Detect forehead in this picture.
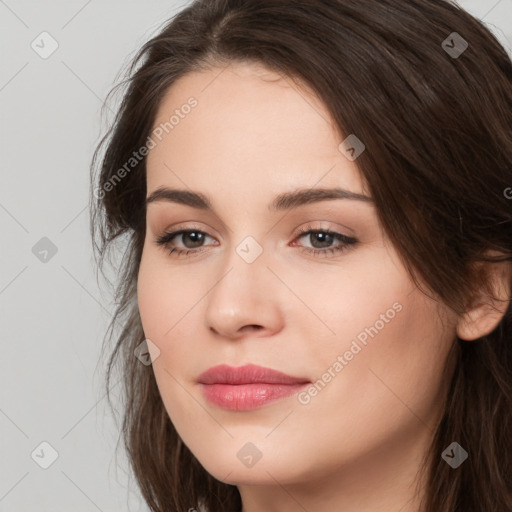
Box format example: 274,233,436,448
146,61,367,200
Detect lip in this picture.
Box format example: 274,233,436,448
197,364,310,411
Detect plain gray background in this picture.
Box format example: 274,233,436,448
0,1,511,510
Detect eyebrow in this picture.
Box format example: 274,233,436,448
145,186,373,212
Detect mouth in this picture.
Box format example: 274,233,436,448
197,363,311,411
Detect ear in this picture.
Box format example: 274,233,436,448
456,256,512,341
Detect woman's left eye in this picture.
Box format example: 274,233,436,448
154,224,358,258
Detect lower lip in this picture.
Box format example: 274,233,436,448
199,382,309,411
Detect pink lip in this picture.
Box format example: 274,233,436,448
197,364,310,411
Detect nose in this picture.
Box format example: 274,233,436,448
204,242,285,340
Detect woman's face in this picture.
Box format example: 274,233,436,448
138,61,458,503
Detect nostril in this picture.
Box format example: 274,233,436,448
242,325,262,332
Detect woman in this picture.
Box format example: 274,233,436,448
90,0,512,510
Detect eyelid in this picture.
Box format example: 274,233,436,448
157,220,353,239
156,221,218,238
292,221,353,238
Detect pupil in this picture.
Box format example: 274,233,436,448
311,232,333,248
185,232,204,248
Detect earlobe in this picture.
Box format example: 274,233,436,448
456,259,512,341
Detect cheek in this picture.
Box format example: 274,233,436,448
137,257,167,339
286,245,410,366
136,252,202,416
136,249,209,388
295,248,454,424
326,286,453,427
137,249,199,340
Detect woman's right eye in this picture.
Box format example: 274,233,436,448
155,229,216,257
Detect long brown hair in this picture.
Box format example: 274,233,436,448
90,1,512,510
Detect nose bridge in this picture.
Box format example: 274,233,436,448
204,230,283,337
213,232,270,299
218,211,271,270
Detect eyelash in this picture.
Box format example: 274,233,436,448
154,223,358,259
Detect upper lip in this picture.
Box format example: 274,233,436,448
197,363,310,385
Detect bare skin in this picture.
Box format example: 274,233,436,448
136,61,511,512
